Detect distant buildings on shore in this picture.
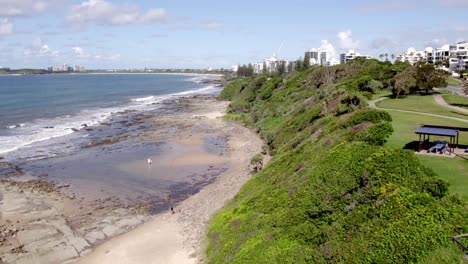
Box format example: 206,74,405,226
397,41,468,71
48,64,86,73
234,47,372,74
340,50,372,64
251,54,296,74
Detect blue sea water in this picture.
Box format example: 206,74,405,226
0,73,220,159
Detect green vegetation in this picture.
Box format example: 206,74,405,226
377,95,468,119
390,62,449,97
442,94,468,110
208,59,468,263
383,110,468,201
0,68,48,75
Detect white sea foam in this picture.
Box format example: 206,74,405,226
0,84,221,157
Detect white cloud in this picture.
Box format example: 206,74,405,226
370,37,399,49
205,22,224,30
425,38,449,47
0,18,14,35
0,0,57,16
24,37,59,57
72,46,90,58
337,30,360,50
434,0,468,8
319,40,337,61
66,0,167,28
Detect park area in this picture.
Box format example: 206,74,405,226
375,95,468,201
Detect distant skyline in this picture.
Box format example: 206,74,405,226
0,0,467,69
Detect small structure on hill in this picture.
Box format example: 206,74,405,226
415,125,467,153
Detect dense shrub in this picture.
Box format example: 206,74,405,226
344,109,392,128
209,61,467,263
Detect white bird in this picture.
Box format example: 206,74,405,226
147,158,153,164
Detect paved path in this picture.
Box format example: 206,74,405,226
445,85,464,96
369,97,468,124
432,94,468,115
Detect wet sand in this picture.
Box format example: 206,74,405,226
0,96,266,263
79,97,265,264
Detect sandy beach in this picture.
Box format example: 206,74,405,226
0,96,265,263
78,97,265,264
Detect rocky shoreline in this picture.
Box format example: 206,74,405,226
0,95,266,263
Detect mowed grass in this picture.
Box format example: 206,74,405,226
442,94,468,110
377,95,468,119
417,155,468,201
385,110,468,201
447,78,463,85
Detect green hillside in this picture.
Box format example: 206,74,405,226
207,59,468,263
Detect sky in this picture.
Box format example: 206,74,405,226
0,0,467,69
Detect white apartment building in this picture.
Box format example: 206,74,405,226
340,50,372,64
401,41,468,71
62,64,69,72
449,41,468,71
397,48,426,65
309,48,328,66
252,54,295,74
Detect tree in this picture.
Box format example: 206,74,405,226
384,53,389,61
463,81,468,96
303,52,310,69
415,64,449,94
262,62,268,75
295,58,303,71
379,54,384,61
391,54,395,61
277,62,286,76
393,66,417,98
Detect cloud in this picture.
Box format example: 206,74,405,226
205,22,224,30
23,37,59,57
337,30,360,50
0,18,14,35
354,2,406,13
66,0,167,28
434,0,468,8
370,37,399,49
72,46,89,58
425,38,449,47
0,0,58,16
318,40,337,61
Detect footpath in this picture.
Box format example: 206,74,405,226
369,97,468,124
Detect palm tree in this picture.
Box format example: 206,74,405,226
384,53,389,61
379,54,384,61
391,54,395,61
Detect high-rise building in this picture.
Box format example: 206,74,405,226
309,48,329,66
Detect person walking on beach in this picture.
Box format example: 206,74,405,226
171,205,175,214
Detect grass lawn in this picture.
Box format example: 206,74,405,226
377,95,468,120
447,78,463,85
442,94,468,110
385,110,468,201
417,155,468,201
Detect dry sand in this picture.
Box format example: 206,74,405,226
78,97,265,263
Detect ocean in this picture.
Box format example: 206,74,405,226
0,73,220,162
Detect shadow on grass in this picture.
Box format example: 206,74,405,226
403,141,420,151
450,103,468,108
